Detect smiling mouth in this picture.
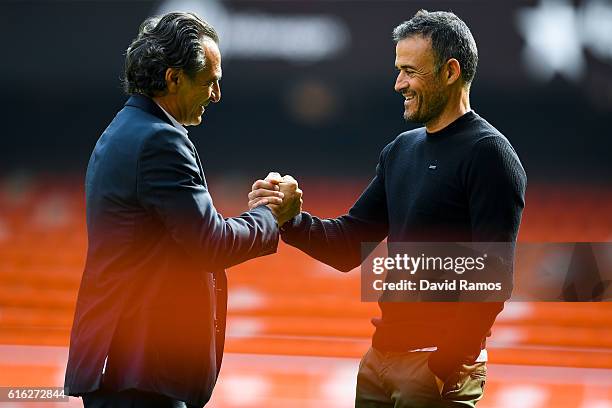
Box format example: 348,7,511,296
404,95,415,109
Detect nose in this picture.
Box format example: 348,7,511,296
394,70,408,94
210,81,221,103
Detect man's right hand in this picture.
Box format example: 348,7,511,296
248,172,302,227
274,174,303,226
249,172,284,209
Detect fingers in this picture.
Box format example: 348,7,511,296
291,187,303,200
253,173,297,191
252,179,280,192
248,181,284,210
278,175,299,194
280,175,298,189
281,174,297,184
252,172,283,191
265,172,282,183
248,198,268,210
248,189,284,201
249,173,302,218
248,196,283,209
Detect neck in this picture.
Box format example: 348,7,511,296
425,87,471,133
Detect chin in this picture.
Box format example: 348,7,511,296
403,111,417,122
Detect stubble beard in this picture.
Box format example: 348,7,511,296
403,83,448,125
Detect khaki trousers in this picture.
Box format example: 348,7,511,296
355,348,486,408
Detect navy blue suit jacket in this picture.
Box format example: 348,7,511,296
64,95,279,407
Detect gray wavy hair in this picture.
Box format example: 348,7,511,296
122,12,219,96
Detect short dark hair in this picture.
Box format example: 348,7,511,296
123,12,219,96
393,10,478,85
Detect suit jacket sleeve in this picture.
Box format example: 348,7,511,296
280,144,391,272
137,127,279,270
429,136,527,381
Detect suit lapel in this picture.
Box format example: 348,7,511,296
193,149,208,189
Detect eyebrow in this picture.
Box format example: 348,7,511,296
205,74,222,84
396,64,417,70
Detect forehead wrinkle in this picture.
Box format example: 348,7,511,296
396,56,433,75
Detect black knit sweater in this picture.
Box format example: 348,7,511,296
281,110,527,380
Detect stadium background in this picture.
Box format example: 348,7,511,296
0,0,611,407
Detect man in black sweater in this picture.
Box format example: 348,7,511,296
251,10,526,408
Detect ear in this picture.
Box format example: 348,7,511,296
443,58,462,85
164,68,182,93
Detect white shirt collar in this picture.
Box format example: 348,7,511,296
154,101,188,136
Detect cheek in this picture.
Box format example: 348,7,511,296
190,95,202,111
410,80,426,97
418,85,436,103
198,90,210,105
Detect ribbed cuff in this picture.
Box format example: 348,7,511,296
279,212,302,234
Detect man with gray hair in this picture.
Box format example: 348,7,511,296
251,9,526,407
64,11,301,408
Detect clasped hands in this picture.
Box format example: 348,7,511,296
248,172,302,226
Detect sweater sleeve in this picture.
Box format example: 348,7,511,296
280,144,392,272
467,136,527,242
429,136,527,381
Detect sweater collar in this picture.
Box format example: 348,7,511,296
425,110,476,138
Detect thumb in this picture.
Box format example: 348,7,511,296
266,171,282,184
281,174,297,185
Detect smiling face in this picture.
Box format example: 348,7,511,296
172,39,222,126
394,35,448,125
